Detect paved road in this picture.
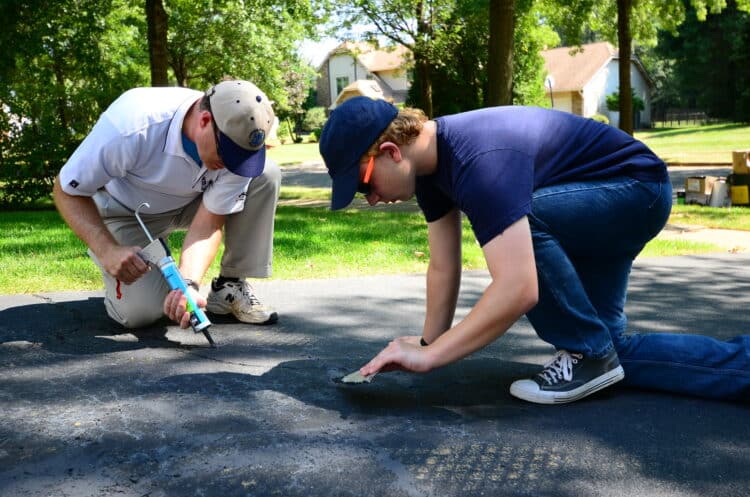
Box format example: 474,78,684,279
278,162,734,203
1,253,749,497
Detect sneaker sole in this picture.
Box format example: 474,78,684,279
206,310,279,325
509,365,625,405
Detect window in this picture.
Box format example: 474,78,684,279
336,77,349,95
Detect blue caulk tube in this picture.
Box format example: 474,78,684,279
155,240,215,347
135,202,216,347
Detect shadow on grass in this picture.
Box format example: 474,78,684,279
639,122,749,140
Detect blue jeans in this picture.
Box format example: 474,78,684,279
526,177,750,401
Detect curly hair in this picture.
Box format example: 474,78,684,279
363,107,428,160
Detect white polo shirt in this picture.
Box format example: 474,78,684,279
59,87,252,215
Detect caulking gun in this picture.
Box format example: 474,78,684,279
135,202,216,347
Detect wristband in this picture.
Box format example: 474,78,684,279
183,279,200,292
420,337,429,347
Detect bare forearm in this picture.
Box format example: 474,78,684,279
178,204,225,283
425,279,535,368
424,217,539,370
179,229,222,282
422,260,461,343
53,176,148,283
422,208,462,344
52,176,118,256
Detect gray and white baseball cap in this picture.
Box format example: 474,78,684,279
207,80,275,178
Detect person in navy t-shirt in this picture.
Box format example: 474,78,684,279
319,96,750,404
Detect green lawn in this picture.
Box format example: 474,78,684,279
635,123,750,164
0,207,483,293
0,203,741,294
3,122,749,294
265,122,750,167
266,142,322,165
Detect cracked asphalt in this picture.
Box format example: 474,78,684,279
2,252,750,497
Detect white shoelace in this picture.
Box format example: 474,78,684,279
238,281,262,306
537,350,583,385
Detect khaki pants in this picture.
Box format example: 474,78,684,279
90,161,281,328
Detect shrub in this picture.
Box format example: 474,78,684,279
606,89,645,112
590,114,610,124
277,120,294,144
302,107,327,134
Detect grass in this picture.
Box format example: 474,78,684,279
278,186,331,202
635,123,750,164
0,206,483,293
0,202,743,294
668,204,750,230
5,117,750,294
268,123,750,166
266,142,322,165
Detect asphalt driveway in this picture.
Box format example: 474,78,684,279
1,252,749,497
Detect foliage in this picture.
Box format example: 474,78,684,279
0,0,148,207
511,0,560,107
302,107,327,134
338,0,463,116
165,0,321,96
406,0,558,115
0,0,326,206
274,60,317,144
606,88,645,112
590,114,610,124
655,1,750,122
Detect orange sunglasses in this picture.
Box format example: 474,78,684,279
356,156,375,195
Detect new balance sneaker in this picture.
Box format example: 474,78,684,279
509,348,624,404
206,278,278,325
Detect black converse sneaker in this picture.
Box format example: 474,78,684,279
509,348,624,404
206,278,278,325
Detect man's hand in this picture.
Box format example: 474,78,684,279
163,287,207,329
359,336,433,377
99,245,149,284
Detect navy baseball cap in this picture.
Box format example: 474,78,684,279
319,97,398,210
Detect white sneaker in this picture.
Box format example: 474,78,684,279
206,278,278,325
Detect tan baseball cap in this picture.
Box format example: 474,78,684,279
207,80,275,177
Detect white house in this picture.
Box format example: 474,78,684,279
541,42,654,127
315,41,412,111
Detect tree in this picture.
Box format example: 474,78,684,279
617,0,633,134
571,0,750,133
274,60,316,143
165,0,322,108
655,0,750,122
0,0,147,206
487,0,516,106
340,0,465,117
0,0,325,206
146,0,169,86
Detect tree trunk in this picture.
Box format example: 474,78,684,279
487,0,516,106
416,56,433,118
617,0,633,135
146,0,169,87
413,1,434,118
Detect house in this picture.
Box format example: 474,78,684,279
541,42,653,127
315,41,412,111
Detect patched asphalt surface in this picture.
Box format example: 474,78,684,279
2,252,750,497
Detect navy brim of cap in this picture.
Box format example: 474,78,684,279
330,164,361,210
218,131,266,178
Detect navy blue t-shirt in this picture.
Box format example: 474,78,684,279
415,106,668,246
